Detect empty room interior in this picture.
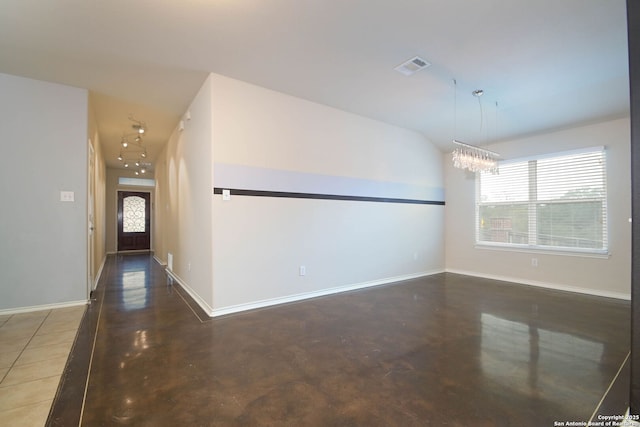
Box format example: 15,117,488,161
0,1,638,426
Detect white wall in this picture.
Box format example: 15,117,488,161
154,75,215,312
209,73,444,315
445,117,631,299
0,73,88,311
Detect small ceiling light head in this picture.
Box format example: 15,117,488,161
135,171,139,175
132,123,145,134
140,168,146,174
472,89,484,97
121,139,128,148
141,151,147,158
135,161,140,167
124,162,129,168
117,153,123,161
128,115,146,134
135,135,142,142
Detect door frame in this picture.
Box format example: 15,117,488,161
116,190,152,252
87,139,95,299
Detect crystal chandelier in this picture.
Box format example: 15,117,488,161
451,80,500,174
452,140,499,174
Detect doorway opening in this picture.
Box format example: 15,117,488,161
117,191,151,251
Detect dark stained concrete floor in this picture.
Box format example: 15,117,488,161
48,253,631,426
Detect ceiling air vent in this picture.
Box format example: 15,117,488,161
394,56,431,76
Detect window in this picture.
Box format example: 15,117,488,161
477,147,607,254
118,177,156,187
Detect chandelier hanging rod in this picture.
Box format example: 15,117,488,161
452,139,500,158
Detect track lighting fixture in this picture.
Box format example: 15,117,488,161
117,115,151,175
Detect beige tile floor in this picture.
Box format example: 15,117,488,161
0,305,85,427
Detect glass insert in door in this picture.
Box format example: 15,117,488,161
123,196,146,233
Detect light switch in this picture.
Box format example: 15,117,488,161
60,191,75,202
222,189,231,201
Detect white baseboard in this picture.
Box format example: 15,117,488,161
210,269,445,318
0,300,88,316
164,268,215,316
93,256,107,291
153,254,166,266
446,268,631,300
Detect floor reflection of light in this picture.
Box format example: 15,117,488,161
121,270,148,310
480,313,604,411
134,330,150,350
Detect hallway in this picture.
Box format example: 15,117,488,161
49,254,630,426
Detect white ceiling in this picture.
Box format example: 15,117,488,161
0,0,629,172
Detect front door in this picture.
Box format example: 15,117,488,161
117,191,151,251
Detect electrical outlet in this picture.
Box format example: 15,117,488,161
60,191,75,202
531,258,538,267
299,265,306,276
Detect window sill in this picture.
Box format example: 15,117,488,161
474,243,611,259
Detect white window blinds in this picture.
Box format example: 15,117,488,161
477,147,607,254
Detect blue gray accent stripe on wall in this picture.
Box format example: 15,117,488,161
213,163,445,205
